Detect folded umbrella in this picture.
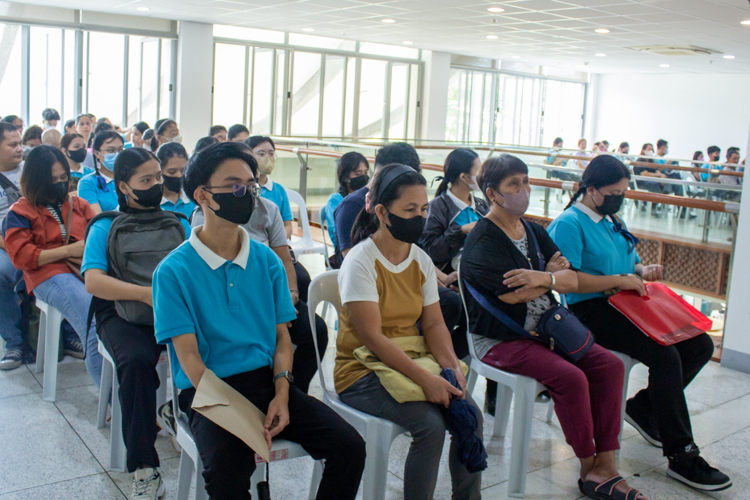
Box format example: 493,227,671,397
440,368,488,473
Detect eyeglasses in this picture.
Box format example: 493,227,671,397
203,183,260,198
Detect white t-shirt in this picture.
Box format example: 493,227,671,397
0,163,23,220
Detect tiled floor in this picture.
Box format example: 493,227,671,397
2,255,748,499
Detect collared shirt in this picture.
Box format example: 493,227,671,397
260,178,293,222
153,225,296,389
161,190,197,219
78,171,118,211
547,201,640,305
334,186,368,254
445,190,482,270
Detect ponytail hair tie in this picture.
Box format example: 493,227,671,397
431,175,445,187
365,190,374,214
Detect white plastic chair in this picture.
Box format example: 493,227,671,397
457,267,553,498
34,298,64,402
611,351,640,455
167,350,322,500
308,270,408,500
285,188,329,268
97,340,168,472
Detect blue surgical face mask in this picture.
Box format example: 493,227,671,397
103,153,118,170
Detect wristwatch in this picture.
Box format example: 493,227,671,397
273,370,294,385
548,272,556,290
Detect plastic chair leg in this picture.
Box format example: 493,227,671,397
195,456,208,500
493,384,513,438
362,424,392,500
156,362,168,411
110,374,127,472
42,307,61,402
309,460,324,500
546,401,555,423
176,452,193,500
466,367,478,395
97,359,113,429
249,462,265,499
507,381,537,498
35,309,46,374
616,359,635,458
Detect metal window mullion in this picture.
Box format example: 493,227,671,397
156,40,162,118
21,25,30,125
269,49,277,134
210,42,217,124
139,41,144,121
317,54,325,139
60,31,65,121
403,64,411,141
340,57,347,139
488,73,498,145
383,61,392,140
478,72,486,143
539,79,548,148
74,30,83,116
415,61,423,142
122,35,129,127
85,32,90,112
352,57,361,139
169,39,177,120
242,46,250,127
285,50,294,136
247,47,255,131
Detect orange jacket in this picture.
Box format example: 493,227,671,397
3,196,95,292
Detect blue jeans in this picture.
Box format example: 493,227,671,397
33,273,102,387
0,248,24,351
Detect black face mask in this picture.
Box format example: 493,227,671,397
349,174,369,191
129,183,164,208
66,148,87,164
50,181,69,203
594,189,625,216
209,190,255,225
162,175,183,193
385,212,425,244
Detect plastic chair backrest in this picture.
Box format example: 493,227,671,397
307,270,341,393
319,205,332,251
285,188,312,243
456,264,482,362
166,348,185,421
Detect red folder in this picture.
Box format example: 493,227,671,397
608,283,713,346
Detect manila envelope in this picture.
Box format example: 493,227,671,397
191,369,270,463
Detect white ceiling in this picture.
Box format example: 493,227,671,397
15,0,750,73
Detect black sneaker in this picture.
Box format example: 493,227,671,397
624,398,662,448
668,443,732,491
62,338,85,359
484,381,497,417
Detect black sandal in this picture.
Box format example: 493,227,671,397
578,475,646,500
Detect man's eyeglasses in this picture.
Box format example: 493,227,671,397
203,183,260,198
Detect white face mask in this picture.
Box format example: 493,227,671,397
169,135,183,144
464,174,480,192
645,150,653,157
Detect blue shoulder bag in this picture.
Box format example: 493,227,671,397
464,220,594,363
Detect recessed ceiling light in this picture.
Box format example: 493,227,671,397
302,28,314,32
487,7,505,13
723,55,735,59
660,64,670,68
381,18,396,23
137,6,149,11
595,28,610,34
402,40,413,45
741,20,750,26
595,53,606,57
511,55,520,59
486,34,499,40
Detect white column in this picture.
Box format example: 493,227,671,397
721,117,750,374
175,21,213,150
419,50,451,142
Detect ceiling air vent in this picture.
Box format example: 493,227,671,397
630,45,720,56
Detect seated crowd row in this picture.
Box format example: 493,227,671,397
0,117,732,500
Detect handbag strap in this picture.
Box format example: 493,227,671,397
64,198,74,245
520,219,545,271
463,279,534,341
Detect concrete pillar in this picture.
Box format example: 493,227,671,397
721,117,750,374
175,21,213,150
420,50,451,143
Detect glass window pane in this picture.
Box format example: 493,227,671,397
322,55,345,138
359,42,418,59
251,48,274,135
63,30,76,124
445,69,462,142
274,50,285,136
29,27,63,129
467,72,484,143
213,25,284,44
388,63,409,140
127,36,143,126
140,39,158,126
212,43,246,127
288,33,355,51
0,24,22,117
290,52,321,137
160,39,171,120
344,57,356,138
87,32,124,127
407,64,419,140
358,59,387,139
541,80,585,148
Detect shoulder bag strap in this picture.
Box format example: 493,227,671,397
463,280,534,341
520,219,545,271
0,172,17,192
64,198,74,244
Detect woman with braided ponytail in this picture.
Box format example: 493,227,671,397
548,155,730,493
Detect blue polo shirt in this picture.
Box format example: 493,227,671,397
547,202,640,305
78,172,118,211
153,226,297,390
323,192,344,246
161,191,197,219
261,178,293,222
82,214,192,276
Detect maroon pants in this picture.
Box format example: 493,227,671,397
482,340,624,458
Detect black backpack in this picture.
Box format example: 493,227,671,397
86,210,187,325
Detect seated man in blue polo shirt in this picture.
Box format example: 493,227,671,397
152,142,365,500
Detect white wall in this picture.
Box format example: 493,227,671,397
590,73,750,160
175,21,214,150
420,50,451,142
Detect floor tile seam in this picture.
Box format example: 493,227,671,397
0,471,117,497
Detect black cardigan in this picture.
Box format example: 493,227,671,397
420,192,489,273
461,217,561,342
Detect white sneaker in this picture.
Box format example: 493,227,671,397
131,467,165,500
